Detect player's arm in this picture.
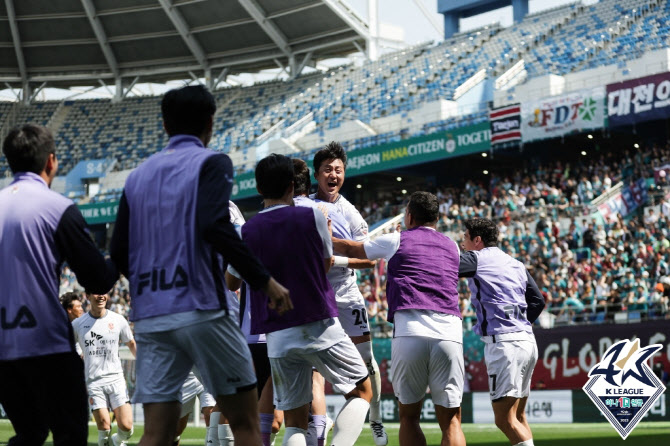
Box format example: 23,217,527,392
313,209,333,273
126,339,137,357
55,204,119,294
332,238,367,259
525,270,545,323
197,155,292,313
335,257,377,269
458,251,478,277
110,192,130,278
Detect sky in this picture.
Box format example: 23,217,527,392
0,0,599,102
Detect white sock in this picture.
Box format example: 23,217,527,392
356,341,382,422
219,423,234,446
207,412,221,445
116,426,133,442
98,429,111,446
282,427,307,446
514,440,534,446
331,397,370,446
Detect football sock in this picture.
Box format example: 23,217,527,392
312,415,327,446
331,397,370,446
98,429,111,446
218,424,234,446
282,427,307,446
260,413,274,446
356,341,382,422
514,440,534,446
207,412,221,445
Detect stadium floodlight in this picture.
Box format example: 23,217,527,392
634,143,640,148
483,170,489,175
402,189,407,194
581,151,587,156
396,177,402,182
482,153,487,157
588,134,593,139
357,184,362,189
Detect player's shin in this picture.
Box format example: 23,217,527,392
282,427,308,446
355,342,382,421
331,397,370,446
98,429,111,446
207,411,221,445
218,423,234,446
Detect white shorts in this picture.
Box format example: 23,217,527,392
336,294,370,337
269,337,368,411
390,336,464,408
484,338,538,401
133,316,257,404
88,377,129,411
180,391,216,418
180,373,217,417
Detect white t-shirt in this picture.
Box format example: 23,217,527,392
363,228,462,342
72,310,134,385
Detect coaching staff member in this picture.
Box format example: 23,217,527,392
110,85,291,446
0,124,119,446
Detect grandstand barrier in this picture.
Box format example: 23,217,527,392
321,390,668,423
366,320,670,395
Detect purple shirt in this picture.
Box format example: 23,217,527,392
385,227,461,322
240,206,337,334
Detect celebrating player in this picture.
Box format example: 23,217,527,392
459,218,545,446
311,142,388,445
333,191,466,446
72,293,136,446
226,154,372,446
0,124,119,446
61,291,84,322
110,85,291,446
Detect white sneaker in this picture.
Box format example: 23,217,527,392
370,420,388,446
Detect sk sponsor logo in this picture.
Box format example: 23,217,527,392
583,339,666,439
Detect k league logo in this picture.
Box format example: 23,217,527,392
583,339,666,439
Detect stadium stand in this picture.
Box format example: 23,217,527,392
1,0,669,180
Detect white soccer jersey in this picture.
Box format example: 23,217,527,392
72,310,133,385
311,193,369,298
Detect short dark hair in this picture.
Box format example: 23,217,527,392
2,124,55,174
161,85,216,137
313,141,347,172
256,154,294,199
292,158,311,196
60,292,80,312
464,218,499,247
407,191,439,225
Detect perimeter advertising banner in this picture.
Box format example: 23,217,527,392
597,178,648,223
490,103,521,146
521,87,606,143
231,121,492,199
607,71,670,126
78,201,119,225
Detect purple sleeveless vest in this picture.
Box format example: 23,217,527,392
123,135,226,321
241,206,337,334
0,173,76,360
386,227,461,322
466,247,531,336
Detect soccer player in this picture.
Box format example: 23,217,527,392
175,372,216,446
110,85,291,446
0,124,119,446
61,291,84,321
226,154,372,446
458,218,545,446
332,191,466,446
73,292,136,446
311,142,388,445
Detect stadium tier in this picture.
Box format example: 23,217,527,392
1,0,669,179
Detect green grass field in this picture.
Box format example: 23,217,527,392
1,420,668,445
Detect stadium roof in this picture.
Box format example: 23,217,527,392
0,0,369,91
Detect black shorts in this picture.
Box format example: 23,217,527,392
0,351,88,446
248,343,271,397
